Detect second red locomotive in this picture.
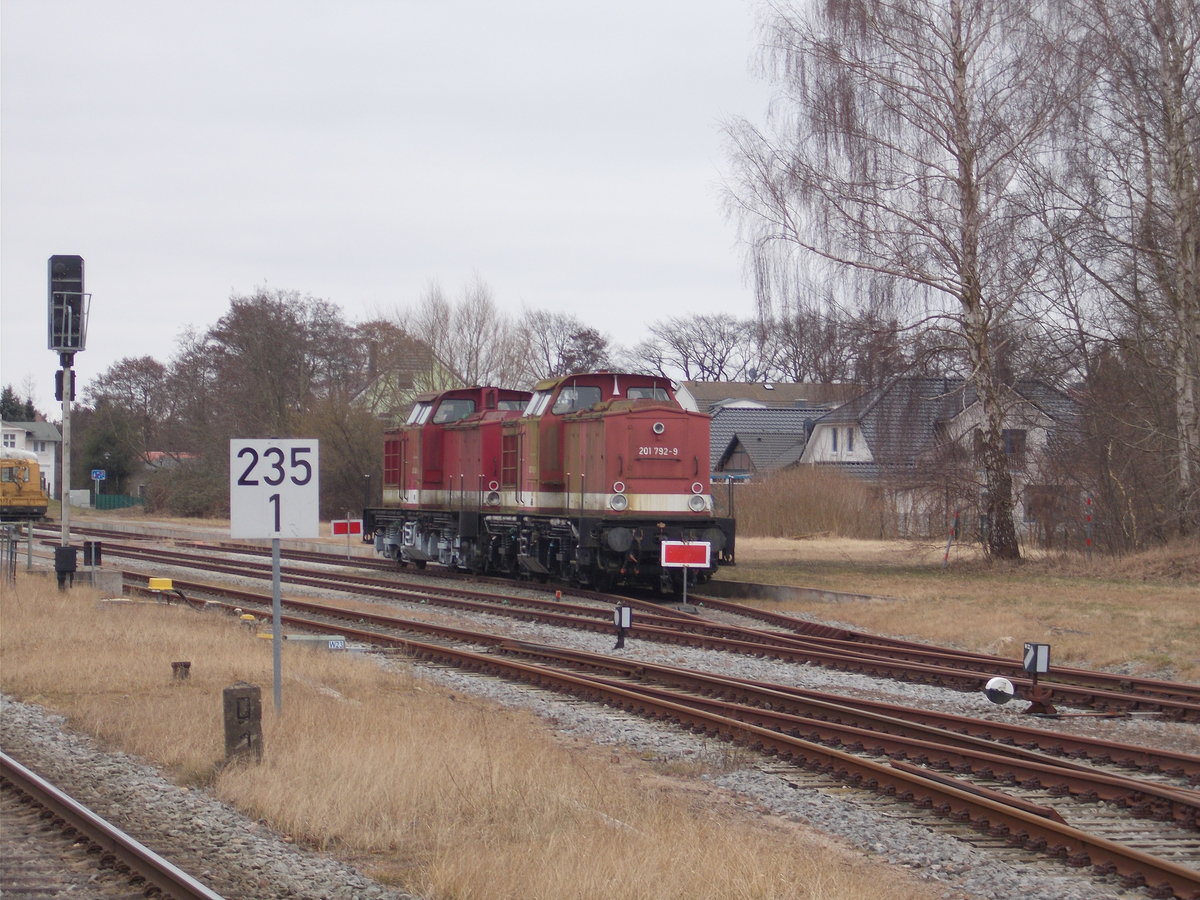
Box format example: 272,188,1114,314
363,371,735,592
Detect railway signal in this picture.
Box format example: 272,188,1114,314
48,254,87,353
613,603,632,649
47,254,90,568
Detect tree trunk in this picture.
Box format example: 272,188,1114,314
964,306,1022,559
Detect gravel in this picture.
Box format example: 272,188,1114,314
1,696,416,900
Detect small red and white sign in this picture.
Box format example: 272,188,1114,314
331,519,363,536
660,540,710,568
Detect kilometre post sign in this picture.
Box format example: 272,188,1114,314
230,439,320,538
660,540,710,568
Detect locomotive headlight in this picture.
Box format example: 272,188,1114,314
610,493,629,511
688,494,708,512
652,422,665,434
486,491,501,506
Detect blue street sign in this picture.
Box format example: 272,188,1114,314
91,469,106,481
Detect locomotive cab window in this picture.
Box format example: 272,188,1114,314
433,398,476,424
551,386,601,414
1,466,21,482
498,399,526,410
524,392,552,416
627,387,669,401
407,403,433,425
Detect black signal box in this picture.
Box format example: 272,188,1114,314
48,254,86,351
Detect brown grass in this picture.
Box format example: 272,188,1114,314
1,574,935,900
719,468,890,539
727,536,1200,682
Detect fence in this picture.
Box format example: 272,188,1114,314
95,494,144,511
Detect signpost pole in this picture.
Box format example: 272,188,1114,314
272,537,283,711
60,365,71,549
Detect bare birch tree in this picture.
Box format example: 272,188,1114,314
727,0,1070,558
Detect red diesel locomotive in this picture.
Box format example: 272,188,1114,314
362,371,735,591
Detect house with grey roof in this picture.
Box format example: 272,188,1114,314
799,377,1079,541
709,407,826,478
682,381,857,481
1,420,62,498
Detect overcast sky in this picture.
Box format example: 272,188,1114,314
1,0,771,417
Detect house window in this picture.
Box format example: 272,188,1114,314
831,428,838,452
721,447,752,473
34,441,47,453
2,434,14,448
846,428,854,452
1003,429,1027,470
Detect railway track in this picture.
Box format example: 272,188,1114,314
110,568,1200,897
22,523,1200,896
79,533,1200,723
42,523,1200,721
0,750,224,900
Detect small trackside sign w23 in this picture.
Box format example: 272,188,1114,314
660,541,710,568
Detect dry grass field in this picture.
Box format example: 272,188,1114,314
726,535,1200,682
1,573,938,900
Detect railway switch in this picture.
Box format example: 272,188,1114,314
1022,642,1057,715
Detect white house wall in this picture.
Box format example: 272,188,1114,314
799,423,871,463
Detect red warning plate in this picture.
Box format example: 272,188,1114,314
660,541,710,568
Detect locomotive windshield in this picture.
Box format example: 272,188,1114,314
432,398,476,424
551,386,601,414
627,386,670,401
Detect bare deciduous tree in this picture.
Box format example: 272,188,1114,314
727,0,1072,558
1036,0,1200,536
513,309,611,383
630,314,765,382
403,277,523,387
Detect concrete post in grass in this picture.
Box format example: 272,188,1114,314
223,682,264,763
